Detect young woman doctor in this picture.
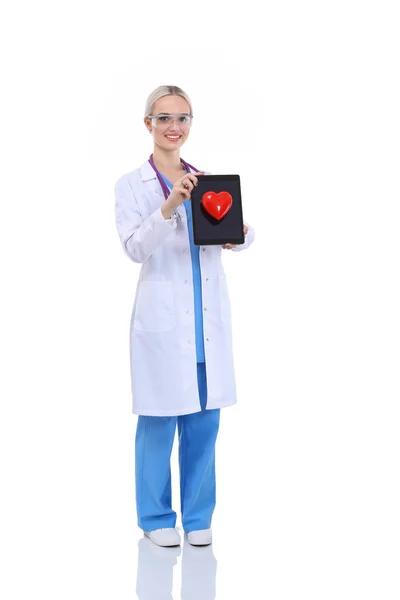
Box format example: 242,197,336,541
115,85,255,547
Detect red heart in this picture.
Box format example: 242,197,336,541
201,191,233,220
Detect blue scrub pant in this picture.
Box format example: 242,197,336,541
135,362,220,533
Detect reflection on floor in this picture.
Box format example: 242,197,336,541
136,535,217,599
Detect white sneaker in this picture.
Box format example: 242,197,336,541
187,528,212,546
144,528,181,547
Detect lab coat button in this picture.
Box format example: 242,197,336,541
188,340,191,344
184,279,188,283
202,248,206,251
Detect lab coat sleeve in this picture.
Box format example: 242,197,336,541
231,219,255,252
115,175,177,263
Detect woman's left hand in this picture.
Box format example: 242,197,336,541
222,225,248,250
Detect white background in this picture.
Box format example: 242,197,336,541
1,1,399,598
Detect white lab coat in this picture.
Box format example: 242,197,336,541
115,159,255,416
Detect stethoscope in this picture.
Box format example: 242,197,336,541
148,153,199,202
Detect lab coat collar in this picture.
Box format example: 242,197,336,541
139,160,157,182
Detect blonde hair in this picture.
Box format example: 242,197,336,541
144,85,193,118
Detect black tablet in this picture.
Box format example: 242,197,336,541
190,175,245,246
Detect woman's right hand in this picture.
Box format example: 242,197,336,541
167,172,205,209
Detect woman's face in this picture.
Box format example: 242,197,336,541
145,95,192,152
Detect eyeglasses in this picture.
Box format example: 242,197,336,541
146,113,193,129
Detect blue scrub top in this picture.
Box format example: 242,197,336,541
160,171,205,363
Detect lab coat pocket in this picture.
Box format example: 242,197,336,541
219,274,231,324
133,281,176,332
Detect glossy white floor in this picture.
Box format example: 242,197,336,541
4,384,397,600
